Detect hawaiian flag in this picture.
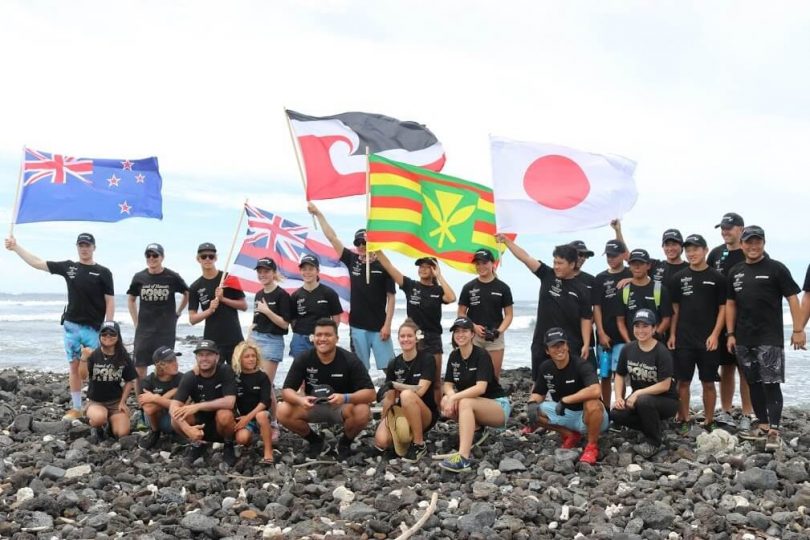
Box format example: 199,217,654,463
15,147,163,224
223,204,350,320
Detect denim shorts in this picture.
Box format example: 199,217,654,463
540,400,609,434
63,320,99,362
151,411,173,434
494,396,512,428
289,333,313,358
253,332,285,363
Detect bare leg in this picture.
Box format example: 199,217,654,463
68,359,82,400
256,410,273,459
342,404,371,439
583,400,604,444
600,378,612,409
400,390,432,445
489,349,504,378
215,409,236,440
86,403,108,428
374,416,393,449
739,372,753,415
677,381,691,422
457,397,505,458
719,364,735,411
702,382,717,424
109,411,131,437
277,402,312,437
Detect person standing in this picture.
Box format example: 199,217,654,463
5,233,114,420
726,225,805,451
309,203,396,371
127,243,189,383
188,242,247,366
615,249,673,344
288,254,343,357
650,229,689,290
802,264,810,329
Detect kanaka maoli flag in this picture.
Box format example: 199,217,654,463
15,147,163,223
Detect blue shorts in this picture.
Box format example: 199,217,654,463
494,396,512,428
245,420,260,435
253,332,285,363
63,320,100,362
350,326,395,370
540,400,609,434
151,411,173,434
596,343,625,378
289,333,313,358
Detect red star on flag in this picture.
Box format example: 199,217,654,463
119,201,132,214
134,173,145,183
107,174,120,187
121,160,134,171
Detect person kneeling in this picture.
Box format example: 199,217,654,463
80,321,137,441
526,328,607,465
438,317,511,473
170,340,238,466
611,309,679,458
138,346,183,449
232,342,275,465
277,318,375,461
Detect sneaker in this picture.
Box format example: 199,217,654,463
561,432,582,449
702,421,718,432
335,437,352,461
765,431,782,452
305,436,327,460
472,428,489,448
737,414,754,432
438,453,473,473
608,422,626,433
738,426,768,441
223,441,237,466
63,409,82,421
633,440,660,458
402,442,427,463
677,421,691,436
715,410,736,427
139,430,161,450
185,444,208,465
520,424,539,435
579,443,599,465
89,426,106,444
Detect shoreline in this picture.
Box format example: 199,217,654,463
1,368,810,538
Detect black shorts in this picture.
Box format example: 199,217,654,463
735,345,785,384
133,334,175,367
718,335,737,366
421,332,443,356
195,411,223,443
674,348,720,382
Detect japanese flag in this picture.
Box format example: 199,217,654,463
490,135,638,234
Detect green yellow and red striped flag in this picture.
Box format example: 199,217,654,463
366,155,505,273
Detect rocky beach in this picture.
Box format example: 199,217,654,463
1,368,809,539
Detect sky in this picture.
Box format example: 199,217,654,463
1,1,809,300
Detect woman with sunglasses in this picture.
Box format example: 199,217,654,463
79,321,137,441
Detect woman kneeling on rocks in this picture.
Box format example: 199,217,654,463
374,319,439,462
611,309,678,458
232,342,275,465
79,321,137,441
438,316,511,473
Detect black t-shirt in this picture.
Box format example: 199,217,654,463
235,370,272,415
616,341,677,399
47,260,114,328
593,267,633,343
384,351,437,412
727,258,800,347
400,277,446,334
290,284,343,335
458,277,514,330
340,249,396,331
86,349,137,402
444,345,506,399
189,271,245,347
142,372,183,396
174,364,237,404
127,268,188,337
616,279,673,327
803,264,810,292
253,287,292,335
708,246,745,277
531,264,593,353
574,271,596,304
533,355,598,411
670,267,727,348
283,347,375,394
650,259,689,290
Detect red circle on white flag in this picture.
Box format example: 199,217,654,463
523,155,590,210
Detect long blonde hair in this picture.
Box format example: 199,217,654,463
231,341,264,375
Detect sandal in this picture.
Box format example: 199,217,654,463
260,457,275,465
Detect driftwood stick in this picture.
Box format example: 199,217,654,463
394,492,439,540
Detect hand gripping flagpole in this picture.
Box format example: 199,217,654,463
219,199,248,289
365,145,371,285
8,146,25,237
283,107,318,230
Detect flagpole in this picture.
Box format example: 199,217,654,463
219,199,248,288
365,146,371,285
283,107,318,229
8,146,25,237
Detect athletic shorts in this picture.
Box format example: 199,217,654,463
596,343,626,378
674,348,721,382
540,400,609,434
195,411,223,443
718,335,737,366
306,403,346,425
253,332,285,362
473,333,505,352
151,410,173,433
133,334,175,367
88,399,124,418
421,332,443,356
63,321,100,362
735,345,785,384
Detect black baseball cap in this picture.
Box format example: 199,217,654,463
449,316,475,332
197,242,217,253
298,254,319,268
76,233,95,246
715,212,744,229
353,229,367,247
255,257,277,270
471,249,495,263
633,308,657,326
152,346,181,363
544,327,568,346
414,256,438,267
193,339,219,354
741,225,765,241
683,234,707,248
98,321,120,336
144,243,165,257
569,240,594,258
628,249,651,263
661,229,683,245
603,239,627,256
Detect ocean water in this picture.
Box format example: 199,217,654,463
1,293,809,406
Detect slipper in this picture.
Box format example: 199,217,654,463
260,457,275,465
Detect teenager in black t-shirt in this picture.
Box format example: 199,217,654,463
5,233,114,419
616,249,672,343
279,318,376,461
79,321,137,441
438,317,511,473
231,342,274,464
289,254,343,358
171,340,238,466
138,346,183,449
611,309,678,458
648,229,689,291
188,243,247,367
374,319,440,462
458,248,514,377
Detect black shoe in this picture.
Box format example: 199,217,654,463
305,436,327,460
139,430,161,450
90,426,106,444
185,444,207,465
336,437,352,461
402,442,427,463
223,441,237,467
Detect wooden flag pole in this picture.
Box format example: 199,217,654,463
365,146,371,285
8,146,25,237
283,107,317,229
219,199,248,288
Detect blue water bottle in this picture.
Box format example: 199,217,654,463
599,349,610,379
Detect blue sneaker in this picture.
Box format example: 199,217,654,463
439,453,473,473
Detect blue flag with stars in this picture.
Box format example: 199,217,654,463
15,147,163,223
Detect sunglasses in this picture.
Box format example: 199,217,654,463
146,252,161,259
199,253,216,260
100,332,118,338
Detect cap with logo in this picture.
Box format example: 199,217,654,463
471,249,495,263
310,384,334,402
76,233,96,246
144,243,165,257
98,320,120,336
544,327,568,346
569,240,594,257
152,345,181,363
715,212,744,229
193,339,219,354
603,239,628,256
741,225,765,242
353,229,367,247
414,256,438,267
661,229,684,245
683,234,707,248
197,242,217,253
255,257,277,270
449,316,475,332
632,308,658,326
298,254,319,268
628,248,651,263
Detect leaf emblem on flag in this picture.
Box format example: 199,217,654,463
423,190,475,248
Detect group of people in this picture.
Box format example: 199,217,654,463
5,208,810,472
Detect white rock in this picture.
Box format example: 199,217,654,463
384,472,395,482
448,498,459,510
616,482,634,497
238,487,247,501
365,468,376,477
332,486,355,503
483,468,501,481
64,464,92,479
16,487,34,504
733,496,749,508
500,485,513,494
668,533,679,540
263,525,283,538
221,496,237,511
696,430,737,455
574,533,585,539
560,504,570,521
328,530,345,536
146,484,158,495
741,534,755,540
568,476,580,487
549,521,558,530
789,437,798,448
605,503,624,519
159,451,171,460
262,482,271,489
320,516,335,526
389,489,402,497
626,464,642,473
42,435,54,442
418,500,429,509
702,468,713,475
212,442,223,450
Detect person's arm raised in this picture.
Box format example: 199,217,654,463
308,202,344,255
495,234,540,273
4,236,48,271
